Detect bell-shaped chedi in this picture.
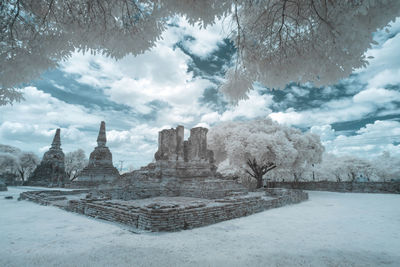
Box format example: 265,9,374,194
76,121,119,183
27,129,68,187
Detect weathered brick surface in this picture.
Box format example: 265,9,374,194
66,189,308,232
19,188,307,232
270,181,400,194
76,121,120,182
19,190,89,207
27,129,68,186
111,177,248,200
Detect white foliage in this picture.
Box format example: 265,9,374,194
0,144,39,181
225,0,400,101
208,118,324,180
0,153,19,174
16,152,40,181
1,0,400,104
276,152,400,182
372,151,400,181
65,149,88,181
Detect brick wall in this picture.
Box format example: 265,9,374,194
67,189,308,232
270,181,400,194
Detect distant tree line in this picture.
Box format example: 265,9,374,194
0,144,87,185
208,119,400,190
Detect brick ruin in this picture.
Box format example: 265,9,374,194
152,125,216,177
19,124,309,232
20,188,308,232
27,129,68,187
75,121,120,184
113,125,247,199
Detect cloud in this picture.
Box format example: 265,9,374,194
0,87,103,157
199,88,274,124
309,125,336,142
358,18,400,89
177,17,226,58
269,87,400,127
59,21,220,130
310,121,400,159
367,69,400,88
353,87,400,103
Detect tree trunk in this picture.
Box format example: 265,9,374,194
256,175,263,188
70,175,78,182
18,170,25,182
245,158,276,189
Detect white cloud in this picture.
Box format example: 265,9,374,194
310,125,336,142
367,69,400,88
220,90,273,121
312,121,400,159
0,86,103,158
358,19,400,89
177,17,226,58
353,87,400,103
60,21,218,130
269,88,400,127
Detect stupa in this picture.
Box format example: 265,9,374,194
27,129,68,186
76,121,120,183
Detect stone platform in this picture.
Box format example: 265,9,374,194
19,188,308,232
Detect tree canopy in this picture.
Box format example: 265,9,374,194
1,0,400,105
65,149,87,181
208,118,324,188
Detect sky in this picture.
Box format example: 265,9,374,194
1,16,400,171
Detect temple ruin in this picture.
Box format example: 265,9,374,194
111,125,246,199
151,126,216,178
27,129,68,187
20,125,308,232
76,121,120,184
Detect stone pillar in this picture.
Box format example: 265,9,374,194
185,127,209,162
175,125,184,161
154,125,184,161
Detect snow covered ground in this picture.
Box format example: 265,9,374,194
1,187,399,267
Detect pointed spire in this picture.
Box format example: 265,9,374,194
97,121,107,147
51,128,61,149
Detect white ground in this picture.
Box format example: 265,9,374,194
1,187,399,267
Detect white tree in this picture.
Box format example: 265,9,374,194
2,0,400,104
65,149,88,181
371,151,400,182
0,153,19,174
16,152,40,182
308,153,386,182
208,118,324,188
